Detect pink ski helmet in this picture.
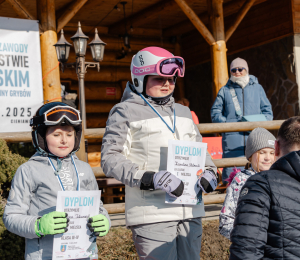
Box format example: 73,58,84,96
130,46,185,93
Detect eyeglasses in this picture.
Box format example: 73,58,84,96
152,77,175,85
231,68,245,73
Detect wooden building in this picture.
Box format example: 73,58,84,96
0,0,299,201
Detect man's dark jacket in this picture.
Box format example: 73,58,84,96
230,150,300,260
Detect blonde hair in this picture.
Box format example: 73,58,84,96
245,152,261,172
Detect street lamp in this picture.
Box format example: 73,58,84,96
54,21,106,129
88,28,106,62
54,29,72,63
54,22,106,162
70,23,89,56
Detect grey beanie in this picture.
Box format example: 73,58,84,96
245,127,276,160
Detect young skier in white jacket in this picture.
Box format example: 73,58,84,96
219,127,275,240
3,102,110,260
101,47,218,260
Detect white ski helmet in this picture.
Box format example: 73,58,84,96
130,46,185,93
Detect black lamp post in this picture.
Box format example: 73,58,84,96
54,22,106,130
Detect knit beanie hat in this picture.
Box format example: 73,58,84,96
230,57,249,73
245,128,276,160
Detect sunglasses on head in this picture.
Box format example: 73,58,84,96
231,68,245,73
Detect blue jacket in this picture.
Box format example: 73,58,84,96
210,75,273,159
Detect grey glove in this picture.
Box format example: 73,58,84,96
197,169,218,193
140,171,184,197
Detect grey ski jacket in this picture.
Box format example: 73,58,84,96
101,82,217,226
3,152,110,260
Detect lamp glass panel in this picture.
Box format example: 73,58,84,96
56,45,70,62
74,38,87,56
91,44,105,61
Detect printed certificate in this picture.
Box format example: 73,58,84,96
52,190,101,260
165,140,207,205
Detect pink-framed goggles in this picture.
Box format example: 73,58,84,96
132,56,185,77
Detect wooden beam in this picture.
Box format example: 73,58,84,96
0,120,284,143
207,0,225,41
109,0,177,35
173,0,215,45
63,22,161,37
56,0,89,33
103,194,227,213
63,32,174,52
86,101,116,113
225,0,256,42
37,0,62,109
164,0,267,37
6,0,35,20
68,82,123,101
207,0,228,99
61,66,130,82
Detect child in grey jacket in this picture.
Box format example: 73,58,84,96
219,128,275,240
3,102,110,260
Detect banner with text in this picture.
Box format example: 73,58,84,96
0,17,43,132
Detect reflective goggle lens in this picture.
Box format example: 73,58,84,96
46,108,79,122
160,58,184,76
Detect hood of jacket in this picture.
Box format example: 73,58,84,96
227,75,258,88
121,82,174,108
270,150,300,182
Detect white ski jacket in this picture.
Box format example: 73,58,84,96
101,82,217,227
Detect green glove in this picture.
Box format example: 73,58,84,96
87,214,109,237
35,211,69,237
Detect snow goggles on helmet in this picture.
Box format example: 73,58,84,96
132,57,185,77
30,106,81,127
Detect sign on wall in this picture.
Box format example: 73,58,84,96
0,17,43,133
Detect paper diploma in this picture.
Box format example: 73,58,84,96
52,190,101,260
165,140,207,205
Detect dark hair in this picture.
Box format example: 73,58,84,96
278,116,300,149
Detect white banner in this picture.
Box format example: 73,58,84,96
0,17,43,133
165,140,207,205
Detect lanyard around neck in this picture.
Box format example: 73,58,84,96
48,155,80,191
139,93,176,134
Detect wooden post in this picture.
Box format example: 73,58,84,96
37,0,61,103
207,0,229,99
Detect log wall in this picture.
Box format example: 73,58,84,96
182,0,293,67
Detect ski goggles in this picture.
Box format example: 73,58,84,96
30,106,81,127
231,67,245,73
132,57,185,77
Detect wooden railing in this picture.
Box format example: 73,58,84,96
0,120,284,143
1,120,283,211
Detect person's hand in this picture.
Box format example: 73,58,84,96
35,211,69,237
197,169,218,193
154,171,184,197
87,214,110,237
